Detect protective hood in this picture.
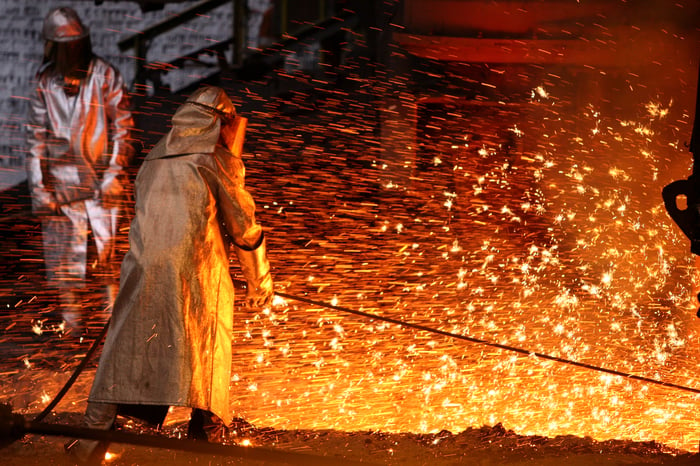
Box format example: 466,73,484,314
146,86,237,160
43,7,90,42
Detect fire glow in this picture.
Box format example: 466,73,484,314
226,80,700,452
2,48,698,457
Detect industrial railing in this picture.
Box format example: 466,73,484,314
118,0,243,90
118,0,353,93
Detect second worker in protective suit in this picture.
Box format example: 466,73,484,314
26,7,135,335
66,85,274,464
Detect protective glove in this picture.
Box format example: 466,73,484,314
234,233,274,308
98,167,125,209
246,272,273,308
31,190,59,216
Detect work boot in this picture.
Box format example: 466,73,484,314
65,402,117,464
64,438,109,466
187,409,228,443
229,416,257,438
58,289,84,337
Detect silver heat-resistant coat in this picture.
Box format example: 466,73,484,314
88,90,270,424
26,57,134,286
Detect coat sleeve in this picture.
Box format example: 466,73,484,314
213,147,273,301
213,147,263,249
25,79,54,212
100,64,135,196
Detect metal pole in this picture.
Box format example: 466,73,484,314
0,406,375,465
233,0,247,66
33,319,111,422
0,194,96,223
268,288,700,396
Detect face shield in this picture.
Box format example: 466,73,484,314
42,7,92,87
185,86,237,120
220,114,247,156
185,87,247,155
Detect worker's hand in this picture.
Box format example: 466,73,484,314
245,272,273,308
97,166,125,210
98,178,124,209
38,201,59,215
33,195,59,216
235,233,274,308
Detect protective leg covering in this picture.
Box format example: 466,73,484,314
105,283,118,311
59,288,83,335
65,401,117,465
187,408,228,443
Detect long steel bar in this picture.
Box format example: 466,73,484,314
0,406,374,466
272,289,700,395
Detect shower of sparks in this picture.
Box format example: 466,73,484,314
532,86,550,99
224,66,700,452
1,15,699,456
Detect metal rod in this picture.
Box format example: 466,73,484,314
118,0,231,52
32,422,369,465
33,318,111,422
270,288,700,396
0,194,96,223
0,406,373,466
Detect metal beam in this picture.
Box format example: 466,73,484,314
118,0,231,52
394,32,679,66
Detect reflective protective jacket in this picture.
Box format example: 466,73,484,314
26,56,134,286
88,93,268,424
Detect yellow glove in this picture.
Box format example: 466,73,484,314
234,234,274,308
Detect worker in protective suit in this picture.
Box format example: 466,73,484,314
26,7,135,335
66,86,274,464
